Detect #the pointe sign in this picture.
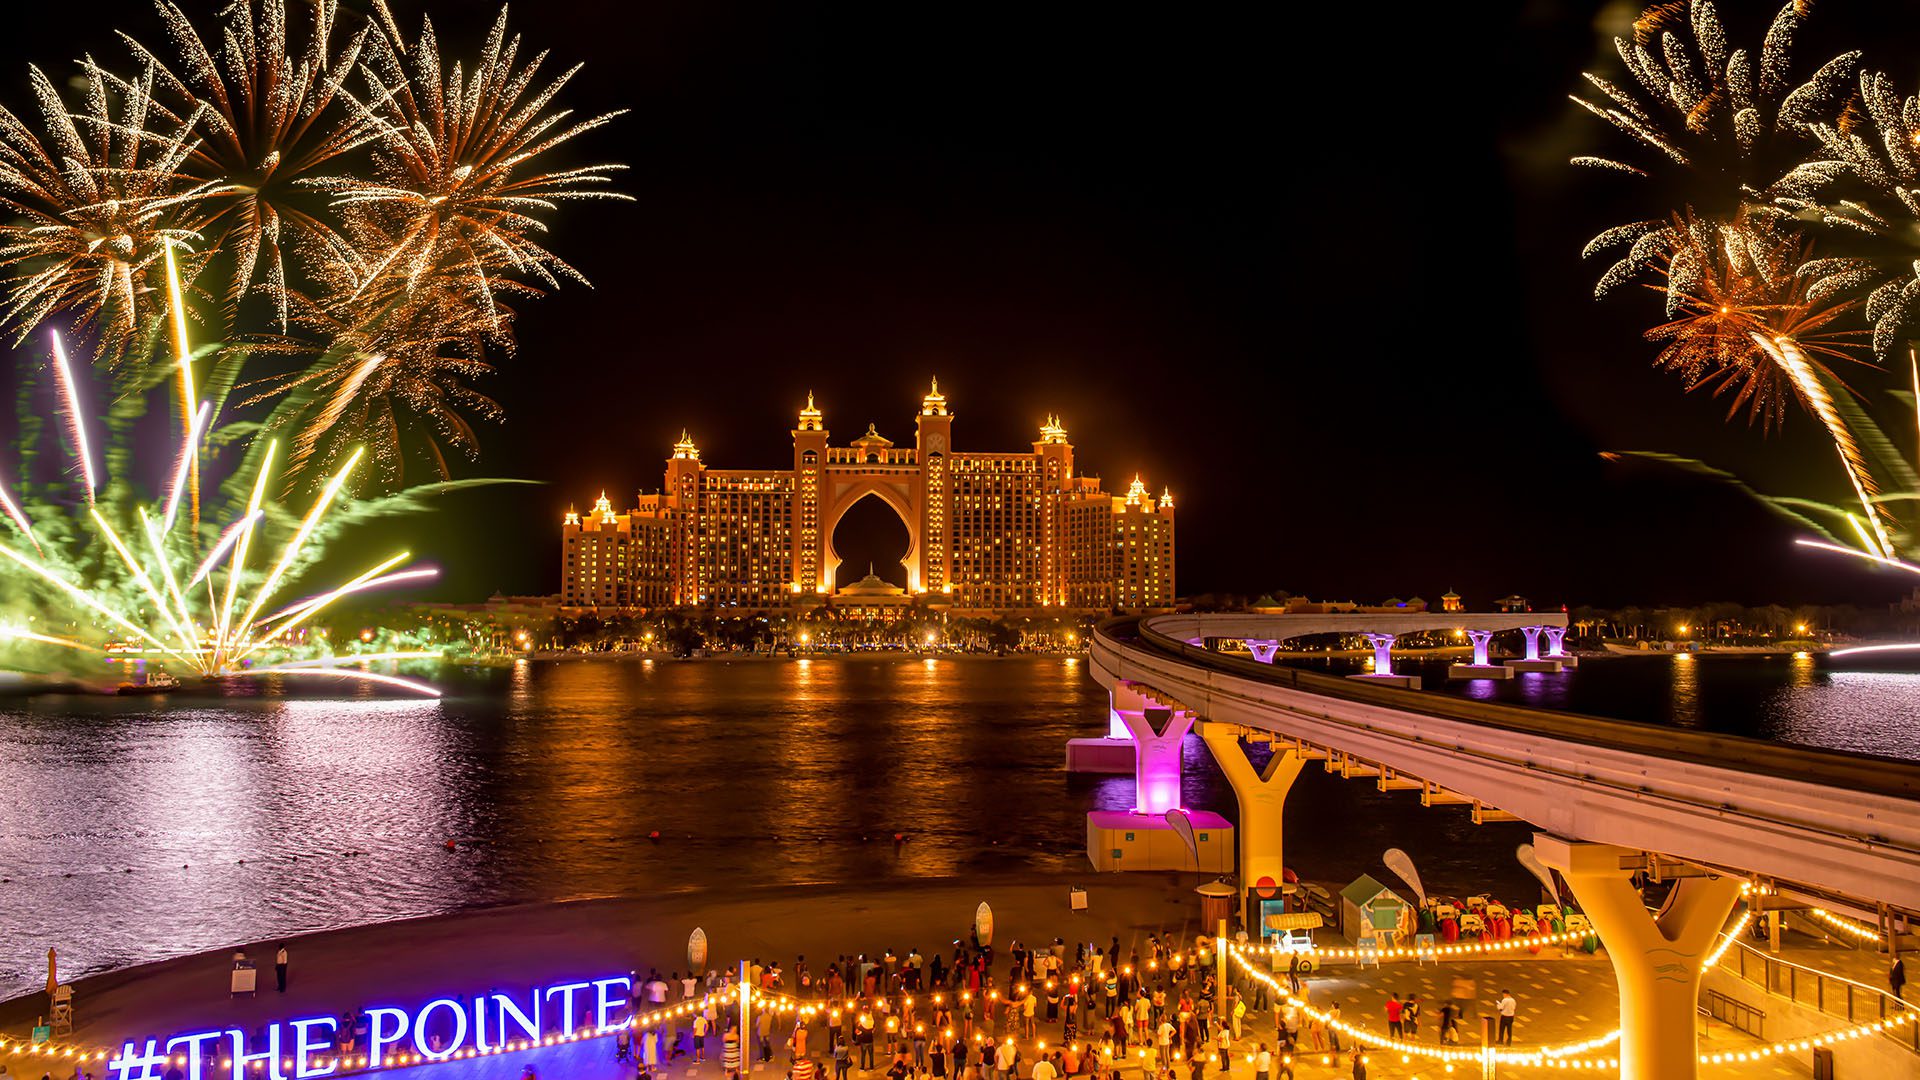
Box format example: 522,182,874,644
107,973,634,1080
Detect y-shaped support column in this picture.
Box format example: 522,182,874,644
1362,633,1396,676
1115,706,1193,815
1244,639,1280,664
1544,627,1568,657
1198,721,1304,927
1520,625,1544,661
1467,629,1494,666
1532,836,1742,1080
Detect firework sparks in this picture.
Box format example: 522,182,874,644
0,259,440,691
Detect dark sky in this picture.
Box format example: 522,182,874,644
5,0,1919,608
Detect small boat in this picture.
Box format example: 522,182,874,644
117,671,180,696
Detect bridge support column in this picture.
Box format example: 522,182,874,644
1349,633,1421,688
1449,629,1513,679
1505,624,1564,673
1533,835,1741,1080
1198,721,1303,928
1469,630,1494,666
1118,706,1193,815
1244,639,1279,664
1543,626,1579,668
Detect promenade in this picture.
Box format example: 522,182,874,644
0,872,1880,1079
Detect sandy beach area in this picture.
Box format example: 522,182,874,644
0,871,1210,1066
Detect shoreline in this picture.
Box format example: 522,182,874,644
0,872,1214,1058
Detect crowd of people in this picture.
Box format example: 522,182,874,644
616,931,1382,1080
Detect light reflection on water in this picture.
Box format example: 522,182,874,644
11,651,1897,1000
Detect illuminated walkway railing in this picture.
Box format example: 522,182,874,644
1714,935,1919,1056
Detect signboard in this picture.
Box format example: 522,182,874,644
689,927,708,971
106,972,633,1080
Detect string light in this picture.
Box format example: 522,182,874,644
39,981,831,1077
1700,910,1752,971
1229,937,1918,1071
1808,908,1884,944
1246,928,1596,963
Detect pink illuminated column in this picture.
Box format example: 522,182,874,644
1467,629,1494,666
1107,703,1129,739
1361,633,1396,676
1115,706,1193,815
1520,625,1543,661
1245,639,1279,663
1544,627,1568,657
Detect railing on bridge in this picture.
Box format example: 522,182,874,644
1715,936,1918,1055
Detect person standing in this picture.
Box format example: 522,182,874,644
1892,954,1907,1002
694,1011,711,1065
274,944,289,993
1213,1019,1231,1077
725,1023,743,1079
1252,1043,1270,1080
1326,1002,1343,1053
1383,995,1401,1039
1399,995,1418,1039
1495,991,1517,1046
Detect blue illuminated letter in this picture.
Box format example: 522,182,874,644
289,1017,339,1078
493,991,541,1044
365,1006,409,1067
224,1025,286,1080
543,981,592,1034
412,998,470,1059
161,1031,222,1080
594,977,634,1030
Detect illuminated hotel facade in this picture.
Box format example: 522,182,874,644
561,382,1175,612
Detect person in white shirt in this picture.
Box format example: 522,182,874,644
1496,990,1517,1045
1253,1043,1271,1080
1030,1053,1058,1080
994,1037,1017,1080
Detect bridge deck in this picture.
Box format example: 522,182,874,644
1091,615,1920,914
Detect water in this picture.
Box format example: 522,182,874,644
0,651,1903,1000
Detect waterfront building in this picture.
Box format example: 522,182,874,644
560,383,1175,612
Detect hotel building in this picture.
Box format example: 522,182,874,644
560,382,1175,612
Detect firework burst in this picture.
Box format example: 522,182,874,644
94,0,388,328
0,1,627,486
0,62,213,362
1573,0,1858,307
1645,219,1864,425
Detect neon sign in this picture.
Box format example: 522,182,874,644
108,974,633,1080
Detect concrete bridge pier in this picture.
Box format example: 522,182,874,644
1544,625,1579,668
1244,639,1280,664
1083,687,1234,872
1534,835,1743,1080
1350,633,1421,689
1448,628,1513,679
1198,720,1304,927
1506,623,1563,673
1118,705,1193,816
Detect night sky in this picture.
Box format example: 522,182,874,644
5,0,1918,607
